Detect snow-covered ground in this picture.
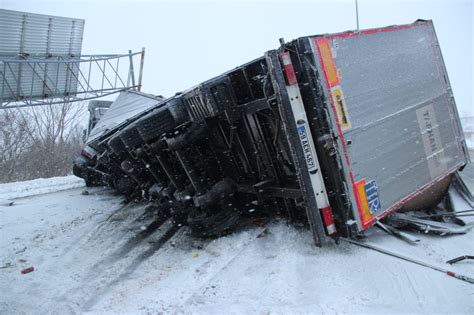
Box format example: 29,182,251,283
0,178,473,314
0,175,84,201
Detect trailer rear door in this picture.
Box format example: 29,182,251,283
310,20,467,231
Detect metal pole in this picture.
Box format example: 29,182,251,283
341,238,474,284
128,49,136,90
138,47,145,92
355,0,360,31
1,63,4,107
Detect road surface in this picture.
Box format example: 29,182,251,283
0,176,473,313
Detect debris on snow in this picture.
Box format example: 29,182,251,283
20,267,34,274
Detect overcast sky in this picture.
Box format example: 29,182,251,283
2,0,473,116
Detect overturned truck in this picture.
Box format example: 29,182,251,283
74,20,469,246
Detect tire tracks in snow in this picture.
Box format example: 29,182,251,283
178,227,268,309
88,226,268,313
81,222,181,311
49,207,179,313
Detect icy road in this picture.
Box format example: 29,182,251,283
0,176,473,314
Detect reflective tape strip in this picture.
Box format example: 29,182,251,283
280,51,298,86
315,38,339,87
320,206,337,235
355,179,374,228
326,223,337,235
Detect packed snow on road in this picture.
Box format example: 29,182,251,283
0,174,473,314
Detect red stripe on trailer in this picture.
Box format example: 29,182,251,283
320,206,336,235
279,51,298,86
314,37,350,166
314,37,366,231
325,23,419,40
314,37,371,230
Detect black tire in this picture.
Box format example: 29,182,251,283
187,205,242,237
165,122,207,151
121,159,140,177
136,109,176,143
108,135,128,155
72,162,83,179
115,176,136,196
85,177,96,187
120,124,144,149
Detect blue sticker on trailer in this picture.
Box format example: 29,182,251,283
365,179,381,214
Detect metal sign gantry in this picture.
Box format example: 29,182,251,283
1,49,145,109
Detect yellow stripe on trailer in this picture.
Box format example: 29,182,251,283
356,179,373,224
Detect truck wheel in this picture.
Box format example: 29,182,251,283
108,135,128,156
187,205,242,237
115,176,136,196
85,177,95,187
136,109,176,143
120,124,144,150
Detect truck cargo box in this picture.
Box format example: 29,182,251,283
276,20,468,244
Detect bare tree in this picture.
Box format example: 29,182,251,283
0,102,87,183
0,109,31,182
